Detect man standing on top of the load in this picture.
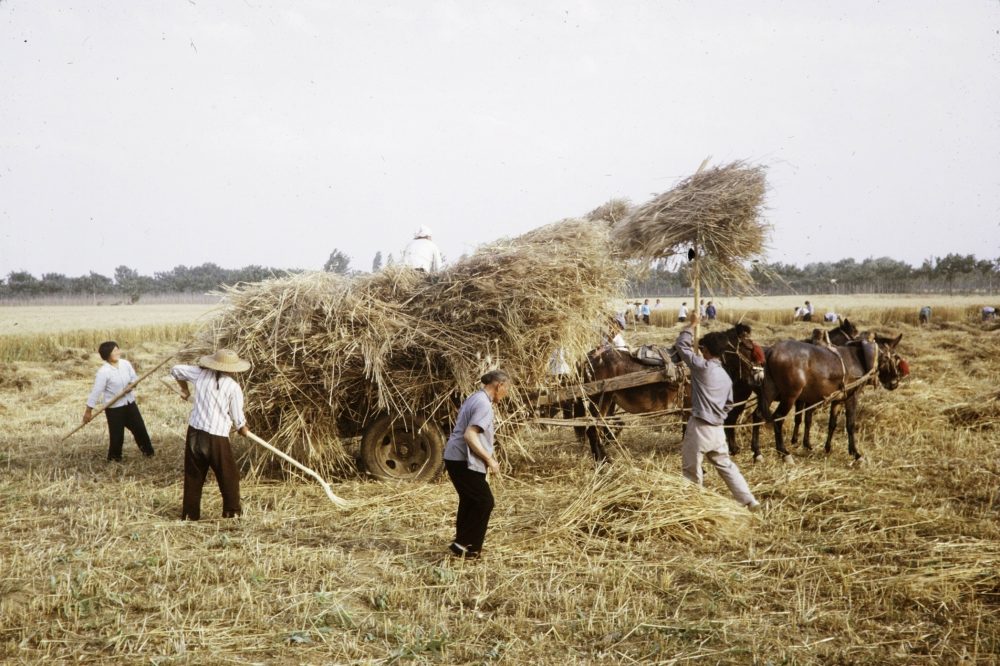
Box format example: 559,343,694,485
401,226,443,273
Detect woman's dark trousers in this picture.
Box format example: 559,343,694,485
445,459,495,553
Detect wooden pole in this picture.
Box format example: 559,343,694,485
692,156,711,346
62,353,176,442
245,432,350,509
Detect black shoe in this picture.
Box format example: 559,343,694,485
107,457,123,463
143,451,155,457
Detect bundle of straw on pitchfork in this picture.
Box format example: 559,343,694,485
610,160,770,294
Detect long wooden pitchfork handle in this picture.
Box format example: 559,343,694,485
62,353,176,442
157,377,349,509
245,431,350,509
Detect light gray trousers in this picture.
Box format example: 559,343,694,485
681,418,756,506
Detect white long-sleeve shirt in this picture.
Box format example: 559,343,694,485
401,237,442,272
87,360,138,409
170,365,247,437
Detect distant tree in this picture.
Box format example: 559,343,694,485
372,251,383,272
975,258,996,293
6,271,40,295
231,265,278,285
113,265,148,303
39,272,72,294
934,254,977,295
324,249,351,274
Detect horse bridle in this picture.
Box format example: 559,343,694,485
723,335,762,385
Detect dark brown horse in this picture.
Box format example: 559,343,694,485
790,318,860,446
578,324,764,461
757,334,907,462
826,318,859,346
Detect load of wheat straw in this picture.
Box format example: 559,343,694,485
189,218,625,474
551,462,751,544
611,161,769,291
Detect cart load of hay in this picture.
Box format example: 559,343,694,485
190,218,626,480
190,161,769,482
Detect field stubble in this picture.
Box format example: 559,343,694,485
0,304,998,663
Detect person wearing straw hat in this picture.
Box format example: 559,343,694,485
82,341,155,461
443,369,510,559
401,225,443,273
170,349,251,521
675,314,760,511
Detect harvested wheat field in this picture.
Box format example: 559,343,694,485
0,310,998,664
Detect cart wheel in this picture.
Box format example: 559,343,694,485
359,414,445,482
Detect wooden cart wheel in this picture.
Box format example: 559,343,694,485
359,414,445,482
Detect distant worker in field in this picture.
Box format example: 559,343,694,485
982,305,997,321
83,341,155,461
919,305,932,325
824,312,840,323
171,349,251,521
705,301,717,321
802,300,814,322
674,313,760,511
640,299,651,325
678,301,688,323
443,369,510,559
401,225,443,273
654,298,662,310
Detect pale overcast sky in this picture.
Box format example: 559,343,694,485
1,1,998,277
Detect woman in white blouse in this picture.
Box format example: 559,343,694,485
82,341,154,461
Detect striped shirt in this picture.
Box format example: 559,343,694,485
170,364,247,437
87,360,138,409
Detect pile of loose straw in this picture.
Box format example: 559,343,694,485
611,161,769,291
191,218,625,473
552,462,752,544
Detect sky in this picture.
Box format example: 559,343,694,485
1,1,998,278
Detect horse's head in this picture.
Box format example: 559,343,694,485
875,333,907,390
717,324,764,385
840,317,859,339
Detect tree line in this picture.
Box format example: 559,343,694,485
630,253,1000,296
3,252,998,302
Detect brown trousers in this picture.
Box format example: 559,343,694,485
182,426,241,520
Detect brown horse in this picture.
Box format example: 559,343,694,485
575,346,684,460
577,324,764,461
757,334,907,462
790,318,860,446
826,318,859,346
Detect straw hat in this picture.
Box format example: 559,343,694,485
199,348,250,373
414,225,433,239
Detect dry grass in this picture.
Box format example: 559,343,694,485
1,315,998,663
0,324,199,363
